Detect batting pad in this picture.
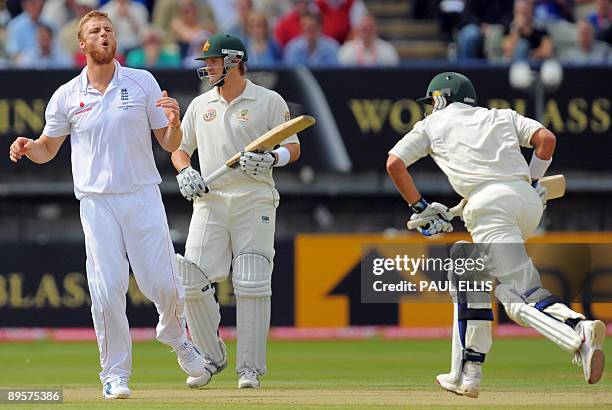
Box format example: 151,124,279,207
236,296,271,374
176,254,226,364
232,253,272,374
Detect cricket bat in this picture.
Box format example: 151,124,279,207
407,174,566,230
201,115,316,186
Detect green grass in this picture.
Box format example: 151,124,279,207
0,338,610,408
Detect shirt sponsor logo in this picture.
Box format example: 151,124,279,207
236,109,250,122
75,106,93,116
261,215,270,224
203,109,216,121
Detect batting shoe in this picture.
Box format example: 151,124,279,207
572,320,606,384
238,368,260,388
175,340,206,377
457,361,482,398
102,376,131,399
186,340,228,389
435,372,459,394
435,363,481,398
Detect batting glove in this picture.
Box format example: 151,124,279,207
409,198,454,236
239,151,275,178
432,95,448,112
532,180,547,209
177,166,208,201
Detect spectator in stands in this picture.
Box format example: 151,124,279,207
101,0,149,53
533,0,575,27
41,0,74,28
226,0,252,42
252,0,291,25
502,0,554,60
275,0,314,48
206,0,237,32
245,11,282,66
126,25,182,68
284,11,339,66
587,0,612,41
0,0,11,62
152,0,215,45
338,14,398,66
59,0,98,60
562,19,611,62
316,0,367,44
170,0,210,58
456,0,513,60
5,0,52,61
16,22,72,68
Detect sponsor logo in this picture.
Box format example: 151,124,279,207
203,109,216,121
236,109,250,122
261,215,270,224
75,106,93,116
464,97,475,103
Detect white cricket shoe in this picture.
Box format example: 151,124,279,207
457,361,481,398
175,341,206,377
435,361,481,398
238,368,260,388
102,376,131,399
573,320,606,384
186,339,228,389
435,372,459,394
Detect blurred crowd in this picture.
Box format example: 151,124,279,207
440,0,612,63
0,0,400,69
0,0,610,69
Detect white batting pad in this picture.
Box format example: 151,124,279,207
503,302,582,352
176,254,226,364
232,253,273,374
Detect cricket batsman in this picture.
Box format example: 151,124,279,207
170,33,301,389
8,11,207,399
386,72,606,397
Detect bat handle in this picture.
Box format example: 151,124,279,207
406,199,467,230
201,164,234,187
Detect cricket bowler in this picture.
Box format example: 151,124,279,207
8,11,206,399
386,72,606,397
170,33,301,389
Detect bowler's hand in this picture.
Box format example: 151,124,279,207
9,137,34,163
156,90,180,127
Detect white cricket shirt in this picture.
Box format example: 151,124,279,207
43,60,168,199
389,103,544,198
179,79,299,189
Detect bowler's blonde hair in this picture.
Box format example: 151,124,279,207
78,11,113,41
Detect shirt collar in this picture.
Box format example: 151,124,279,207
79,59,123,94
206,79,257,103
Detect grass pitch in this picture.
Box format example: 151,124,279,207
0,338,610,409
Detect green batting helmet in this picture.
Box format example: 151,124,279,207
195,33,248,62
416,72,477,106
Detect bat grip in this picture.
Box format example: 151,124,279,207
201,164,234,187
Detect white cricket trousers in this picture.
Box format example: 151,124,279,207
79,184,186,384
